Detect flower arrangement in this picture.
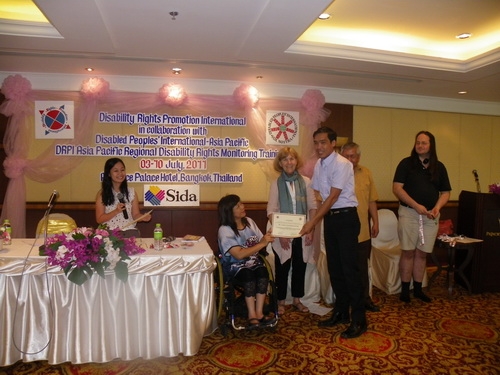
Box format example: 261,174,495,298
39,226,146,285
489,183,500,195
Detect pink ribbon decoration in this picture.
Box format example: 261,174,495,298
159,83,188,106
0,74,32,116
233,84,259,109
80,77,110,100
3,157,27,179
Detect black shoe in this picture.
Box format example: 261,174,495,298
341,321,367,339
414,291,432,303
400,293,410,303
365,301,380,312
318,312,350,327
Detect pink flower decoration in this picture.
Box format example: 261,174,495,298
233,84,259,109
80,77,110,100
301,89,325,111
3,156,27,179
159,83,187,106
489,183,500,195
1,74,32,101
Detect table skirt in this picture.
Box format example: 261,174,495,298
1,243,217,365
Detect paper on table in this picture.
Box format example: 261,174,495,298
182,234,204,242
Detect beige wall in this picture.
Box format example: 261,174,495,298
354,106,500,201
25,105,500,203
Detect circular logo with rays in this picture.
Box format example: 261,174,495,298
39,105,71,135
267,112,298,144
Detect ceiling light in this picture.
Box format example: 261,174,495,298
318,13,330,20
256,75,263,79
85,67,94,72
456,33,472,39
458,91,467,95
169,11,178,20
172,68,182,75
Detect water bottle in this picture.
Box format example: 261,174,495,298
2,219,12,245
153,223,163,251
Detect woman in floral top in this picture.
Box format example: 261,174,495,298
218,194,276,329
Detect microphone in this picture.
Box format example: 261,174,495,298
116,192,129,220
472,170,481,193
47,190,59,208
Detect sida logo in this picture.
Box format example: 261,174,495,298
144,184,200,207
165,189,198,203
266,111,299,146
144,185,166,206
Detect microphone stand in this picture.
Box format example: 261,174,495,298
42,204,55,247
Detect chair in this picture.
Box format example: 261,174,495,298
370,209,427,295
36,213,77,236
214,252,279,336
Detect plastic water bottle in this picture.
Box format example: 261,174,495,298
2,219,12,245
153,223,163,251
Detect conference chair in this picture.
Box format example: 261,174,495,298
370,209,427,295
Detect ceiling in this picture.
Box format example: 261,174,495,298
0,0,500,103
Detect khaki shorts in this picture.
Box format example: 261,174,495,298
398,205,439,253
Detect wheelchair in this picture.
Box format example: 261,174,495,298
214,252,279,337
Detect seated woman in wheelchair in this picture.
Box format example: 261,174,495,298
218,194,276,329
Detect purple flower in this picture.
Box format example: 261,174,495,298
42,227,146,285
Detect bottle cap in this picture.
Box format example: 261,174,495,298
155,223,161,227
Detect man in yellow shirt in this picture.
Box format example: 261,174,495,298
341,142,380,312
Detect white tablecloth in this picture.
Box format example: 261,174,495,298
0,238,217,365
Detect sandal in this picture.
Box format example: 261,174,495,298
247,318,260,330
293,302,310,313
277,301,286,316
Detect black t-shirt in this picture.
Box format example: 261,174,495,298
393,157,452,210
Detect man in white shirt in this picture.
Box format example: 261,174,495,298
301,127,366,339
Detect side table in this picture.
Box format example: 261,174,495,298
429,236,483,297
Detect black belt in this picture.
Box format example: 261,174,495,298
400,202,412,208
330,207,356,215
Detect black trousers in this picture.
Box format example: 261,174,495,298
358,239,372,302
273,237,307,301
324,209,366,322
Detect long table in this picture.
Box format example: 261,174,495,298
0,237,217,365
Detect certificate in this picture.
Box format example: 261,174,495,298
271,213,306,238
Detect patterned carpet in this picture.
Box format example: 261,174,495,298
2,273,500,375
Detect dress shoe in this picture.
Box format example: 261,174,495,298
318,312,349,327
341,321,367,339
414,291,432,303
365,301,380,312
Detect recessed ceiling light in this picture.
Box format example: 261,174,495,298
85,67,94,72
256,75,263,79
318,13,330,20
458,91,467,95
172,68,182,75
456,33,472,39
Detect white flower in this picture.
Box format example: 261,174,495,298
56,245,69,260
105,240,121,269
